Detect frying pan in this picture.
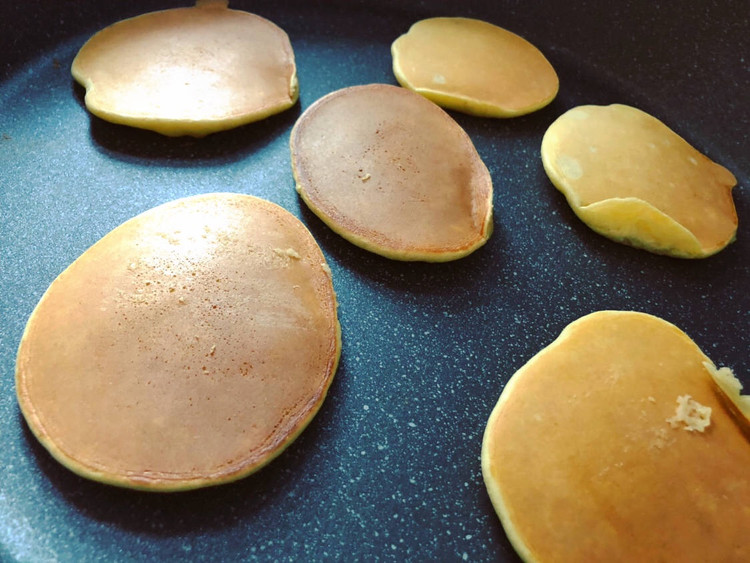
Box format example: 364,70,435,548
1,0,747,560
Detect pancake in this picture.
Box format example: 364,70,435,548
290,83,493,261
391,17,558,117
16,193,341,491
71,1,298,137
482,311,750,562
541,104,738,258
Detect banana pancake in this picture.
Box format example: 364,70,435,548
482,311,749,562
16,193,341,491
71,1,298,137
290,83,493,261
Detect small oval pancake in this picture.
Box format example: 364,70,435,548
541,104,738,258
391,17,559,117
290,84,493,261
71,1,298,137
16,193,340,491
482,311,750,562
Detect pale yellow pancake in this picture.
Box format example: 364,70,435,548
71,1,298,137
290,84,493,261
541,104,738,257
482,311,749,562
16,193,340,491
392,17,559,117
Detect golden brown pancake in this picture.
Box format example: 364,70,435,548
290,83,493,261
71,1,298,137
16,193,340,491
541,104,738,258
391,17,558,117
482,311,750,562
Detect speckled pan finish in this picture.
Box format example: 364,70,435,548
1,0,748,561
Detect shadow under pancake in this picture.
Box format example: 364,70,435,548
477,492,525,563
297,197,508,301
72,81,300,167
18,354,348,537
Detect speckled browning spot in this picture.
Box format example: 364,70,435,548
290,84,493,262
15,193,341,491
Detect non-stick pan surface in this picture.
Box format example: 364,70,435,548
1,1,747,561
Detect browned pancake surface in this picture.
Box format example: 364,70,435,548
71,1,298,136
482,311,749,561
290,84,493,261
16,193,340,491
392,17,558,117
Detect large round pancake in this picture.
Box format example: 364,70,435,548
541,104,738,258
71,1,298,137
391,17,558,117
482,311,749,562
290,83,493,261
16,193,340,491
